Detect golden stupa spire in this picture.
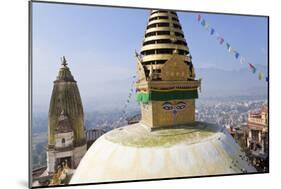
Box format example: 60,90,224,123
140,9,195,80
136,10,201,129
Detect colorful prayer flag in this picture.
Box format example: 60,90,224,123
249,63,256,74
219,37,224,44
205,23,209,30
258,72,263,80
197,14,201,21
210,28,215,35
226,43,230,51
239,56,245,64
201,19,206,26
235,51,240,59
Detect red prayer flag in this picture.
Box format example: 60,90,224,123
219,37,224,44
249,63,256,73
197,14,201,21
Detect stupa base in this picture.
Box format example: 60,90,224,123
70,122,256,184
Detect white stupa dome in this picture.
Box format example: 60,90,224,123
70,122,256,184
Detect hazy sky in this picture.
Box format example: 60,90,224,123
32,2,268,112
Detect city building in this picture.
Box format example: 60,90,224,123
70,10,256,184
246,105,268,169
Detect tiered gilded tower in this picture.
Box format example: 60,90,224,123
47,57,87,173
136,10,201,129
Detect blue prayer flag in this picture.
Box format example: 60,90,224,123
235,52,240,59
210,28,215,35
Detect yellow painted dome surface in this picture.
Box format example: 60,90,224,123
70,122,256,184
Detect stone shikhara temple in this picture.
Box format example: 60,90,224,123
70,10,257,184
32,57,91,186
47,57,87,175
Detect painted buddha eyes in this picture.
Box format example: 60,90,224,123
162,102,173,111
162,102,187,111
175,102,186,110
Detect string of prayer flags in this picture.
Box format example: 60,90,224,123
116,74,137,127
196,14,267,82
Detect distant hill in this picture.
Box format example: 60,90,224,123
196,65,268,98
33,65,268,112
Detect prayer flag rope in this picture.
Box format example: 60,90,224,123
115,75,137,127
196,14,268,82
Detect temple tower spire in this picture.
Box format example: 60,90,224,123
47,57,87,173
